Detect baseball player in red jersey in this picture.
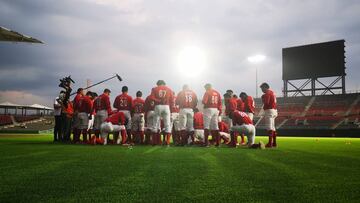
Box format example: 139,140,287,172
93,89,112,138
170,92,181,145
132,91,145,144
76,91,94,143
260,83,278,148
235,95,245,112
72,88,84,143
219,120,232,144
150,80,174,146
113,86,133,143
202,83,222,147
232,94,246,145
144,94,158,145
240,92,255,121
176,84,198,145
223,92,237,128
229,110,265,149
99,111,127,145
192,108,204,145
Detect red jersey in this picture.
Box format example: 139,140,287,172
144,95,156,112
105,111,126,125
225,97,238,116
73,93,83,112
78,96,93,114
237,99,245,112
93,94,112,114
132,97,145,114
232,110,253,125
114,93,133,111
193,112,204,129
218,121,229,133
262,89,277,110
243,96,255,113
63,101,74,118
171,96,180,113
150,85,174,105
202,89,222,111
176,90,198,109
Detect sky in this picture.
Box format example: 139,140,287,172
0,0,360,107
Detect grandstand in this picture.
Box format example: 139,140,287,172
0,102,54,133
254,93,360,137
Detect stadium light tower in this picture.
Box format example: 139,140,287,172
247,54,266,98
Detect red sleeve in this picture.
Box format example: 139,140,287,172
105,96,112,114
151,88,161,103
175,92,181,106
193,92,198,109
202,92,208,105
248,97,255,113
128,96,133,110
113,96,119,109
217,93,222,113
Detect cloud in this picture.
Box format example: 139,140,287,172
0,0,360,106
0,91,52,106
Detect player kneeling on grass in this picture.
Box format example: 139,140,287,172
188,108,205,145
229,110,265,149
94,111,127,145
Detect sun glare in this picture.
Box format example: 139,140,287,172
177,46,207,77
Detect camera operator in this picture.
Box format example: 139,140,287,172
53,91,64,142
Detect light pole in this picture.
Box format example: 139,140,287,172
247,54,266,98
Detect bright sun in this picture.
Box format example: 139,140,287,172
177,46,207,77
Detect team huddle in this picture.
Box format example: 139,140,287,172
54,80,278,148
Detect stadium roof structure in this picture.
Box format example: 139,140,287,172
0,102,53,110
0,26,43,43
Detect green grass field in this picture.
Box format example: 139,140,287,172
0,134,359,202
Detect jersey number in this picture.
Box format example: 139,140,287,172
159,90,167,98
211,95,218,104
120,99,128,107
185,94,192,103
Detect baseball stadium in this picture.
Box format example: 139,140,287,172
1,1,360,202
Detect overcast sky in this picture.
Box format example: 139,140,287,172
1,0,360,106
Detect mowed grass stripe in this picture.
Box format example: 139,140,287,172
0,134,359,202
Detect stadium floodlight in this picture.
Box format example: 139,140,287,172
247,54,266,64
248,54,266,98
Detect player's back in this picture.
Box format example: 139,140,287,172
177,90,198,109
202,89,221,109
237,99,245,112
114,93,133,111
218,121,229,133
262,90,277,110
133,98,145,113
225,97,238,115
145,95,156,112
194,112,204,129
106,111,126,125
233,110,253,125
151,85,173,105
244,96,255,113
79,96,92,113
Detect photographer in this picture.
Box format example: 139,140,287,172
53,91,64,142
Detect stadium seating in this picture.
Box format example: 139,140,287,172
14,115,41,123
0,115,12,126
254,93,360,130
